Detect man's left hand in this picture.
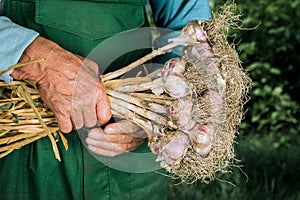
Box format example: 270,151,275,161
86,120,147,157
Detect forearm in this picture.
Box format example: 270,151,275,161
0,16,39,84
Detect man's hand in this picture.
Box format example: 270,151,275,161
86,120,147,156
11,36,111,133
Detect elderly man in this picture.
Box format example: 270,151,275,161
0,0,211,199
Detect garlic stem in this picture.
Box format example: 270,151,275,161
108,95,167,126
110,105,160,137
107,89,167,114
103,77,152,88
100,38,191,82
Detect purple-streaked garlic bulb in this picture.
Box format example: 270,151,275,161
169,20,208,46
166,97,196,130
162,58,186,79
156,132,190,168
183,42,213,61
163,75,191,98
193,42,212,57
181,20,208,43
161,57,192,98
176,109,196,131
190,124,213,157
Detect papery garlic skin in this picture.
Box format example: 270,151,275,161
149,141,161,155
162,58,186,78
181,20,208,43
193,143,212,157
148,133,164,155
163,75,191,98
161,57,192,98
183,42,212,62
156,132,190,168
140,78,164,95
189,124,213,157
166,97,196,131
177,110,196,131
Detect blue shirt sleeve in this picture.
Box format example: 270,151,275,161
0,16,39,84
149,0,211,30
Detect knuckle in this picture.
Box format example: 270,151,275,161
120,135,127,142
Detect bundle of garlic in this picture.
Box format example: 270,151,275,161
100,4,251,182
0,4,251,183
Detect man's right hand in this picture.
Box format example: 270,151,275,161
11,36,112,133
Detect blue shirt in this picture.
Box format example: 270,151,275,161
0,0,211,84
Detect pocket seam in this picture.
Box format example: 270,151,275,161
35,0,145,40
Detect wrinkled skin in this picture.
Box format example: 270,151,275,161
12,36,145,156
86,120,146,157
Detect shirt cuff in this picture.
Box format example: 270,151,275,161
0,16,39,84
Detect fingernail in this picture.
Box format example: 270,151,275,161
105,127,113,134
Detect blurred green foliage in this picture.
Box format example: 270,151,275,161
168,0,300,199
168,133,300,200
231,0,300,135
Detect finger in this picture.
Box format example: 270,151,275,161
87,145,122,157
85,137,125,153
55,114,73,133
104,121,147,138
86,138,143,153
38,85,73,133
104,120,141,135
88,128,141,144
87,128,105,140
96,83,112,125
132,129,148,138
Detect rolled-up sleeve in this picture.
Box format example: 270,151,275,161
0,16,39,84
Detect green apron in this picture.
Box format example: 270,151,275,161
1,0,168,199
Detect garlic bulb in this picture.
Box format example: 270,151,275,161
162,58,186,78
190,124,213,157
183,42,212,62
181,20,208,43
163,75,191,98
156,132,190,168
166,97,196,130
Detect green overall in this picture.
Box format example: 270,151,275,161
0,0,168,199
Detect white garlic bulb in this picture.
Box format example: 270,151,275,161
156,132,190,167
190,124,213,157
163,75,191,98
